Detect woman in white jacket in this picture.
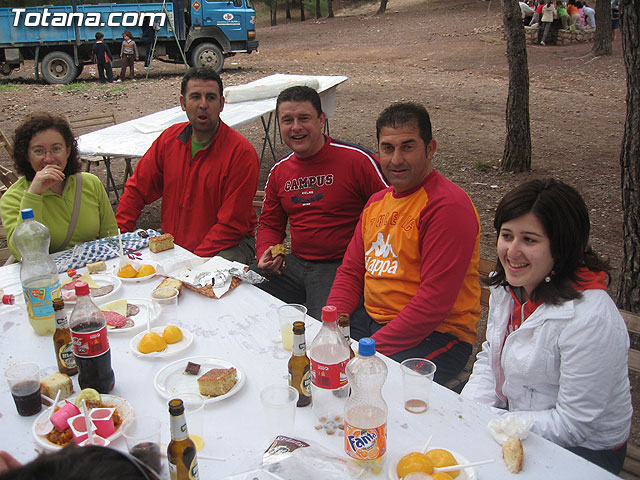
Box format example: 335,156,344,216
461,178,631,474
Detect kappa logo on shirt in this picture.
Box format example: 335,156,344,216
365,232,398,276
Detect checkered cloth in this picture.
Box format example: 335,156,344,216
53,229,160,273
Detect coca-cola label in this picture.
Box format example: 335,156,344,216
72,326,109,358
310,358,349,389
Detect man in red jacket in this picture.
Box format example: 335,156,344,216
254,86,388,320
116,67,259,262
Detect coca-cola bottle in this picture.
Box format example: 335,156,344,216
69,282,115,393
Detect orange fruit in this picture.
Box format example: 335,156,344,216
425,450,458,479
117,263,138,278
136,264,156,277
138,332,167,354
397,452,434,479
432,473,453,480
162,326,183,344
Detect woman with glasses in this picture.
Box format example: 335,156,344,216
0,112,117,260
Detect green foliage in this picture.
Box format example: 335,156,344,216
0,84,23,92
58,83,89,91
475,161,492,172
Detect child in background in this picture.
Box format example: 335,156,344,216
557,0,570,29
118,30,138,82
540,0,557,45
92,32,114,83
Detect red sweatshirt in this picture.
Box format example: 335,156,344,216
116,121,259,257
257,137,388,260
328,170,481,355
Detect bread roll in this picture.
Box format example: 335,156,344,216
155,277,183,296
502,437,524,473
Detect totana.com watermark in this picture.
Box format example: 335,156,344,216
11,8,166,28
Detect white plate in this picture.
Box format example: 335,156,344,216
32,394,134,451
388,447,477,480
98,298,159,334
60,274,122,305
154,356,245,403
112,260,159,283
130,326,194,359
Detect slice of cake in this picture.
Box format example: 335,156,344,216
197,368,237,397
149,233,175,253
40,372,73,401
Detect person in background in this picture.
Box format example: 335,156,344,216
530,1,544,25
582,1,595,28
116,67,259,263
140,21,158,69
519,1,535,24
567,0,582,29
92,32,114,83
327,102,481,384
611,0,621,39
539,0,557,45
557,0,570,29
253,86,388,320
461,178,631,475
0,113,117,260
118,30,138,82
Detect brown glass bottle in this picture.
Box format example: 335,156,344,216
53,297,77,376
338,313,356,360
288,321,312,407
168,399,200,480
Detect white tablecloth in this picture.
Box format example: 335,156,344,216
0,247,617,479
77,74,348,158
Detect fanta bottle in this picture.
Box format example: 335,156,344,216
344,337,388,473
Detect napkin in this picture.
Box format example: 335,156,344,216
487,413,533,445
53,229,160,273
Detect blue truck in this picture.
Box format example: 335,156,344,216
0,0,258,84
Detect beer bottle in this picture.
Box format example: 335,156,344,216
288,321,312,407
168,398,199,480
53,297,77,376
338,313,356,360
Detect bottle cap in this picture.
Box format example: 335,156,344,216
20,208,34,220
321,305,337,322
2,294,15,305
74,281,90,296
358,337,376,356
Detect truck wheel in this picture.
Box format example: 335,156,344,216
74,64,84,80
191,43,224,73
41,51,78,85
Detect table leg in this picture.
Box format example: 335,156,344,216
260,113,277,166
103,156,120,203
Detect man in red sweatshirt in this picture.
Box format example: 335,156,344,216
254,86,388,320
327,102,481,384
116,67,259,263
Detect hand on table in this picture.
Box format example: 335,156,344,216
258,247,285,275
0,451,22,474
28,165,65,195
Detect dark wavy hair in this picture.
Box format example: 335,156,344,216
12,112,81,181
276,86,323,117
376,102,433,152
180,67,223,97
488,178,610,304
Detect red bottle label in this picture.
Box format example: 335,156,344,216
310,358,349,389
72,326,109,358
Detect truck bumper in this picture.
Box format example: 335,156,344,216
247,39,259,53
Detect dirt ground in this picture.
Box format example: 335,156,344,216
0,0,635,446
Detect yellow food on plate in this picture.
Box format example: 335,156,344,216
397,452,434,479
432,473,453,480
118,264,138,278
136,264,156,277
138,332,167,354
162,326,183,344
425,450,458,479
74,388,101,407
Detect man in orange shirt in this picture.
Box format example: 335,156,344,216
327,102,481,384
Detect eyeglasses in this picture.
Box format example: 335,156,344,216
30,145,66,158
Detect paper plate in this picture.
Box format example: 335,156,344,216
61,274,122,305
112,260,159,283
32,394,134,451
130,326,194,359
99,298,158,334
154,356,245,403
388,447,478,480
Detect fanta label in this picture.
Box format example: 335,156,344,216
310,358,349,389
344,421,387,461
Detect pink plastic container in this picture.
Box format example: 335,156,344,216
79,435,110,447
67,414,97,444
51,401,81,432
90,407,116,438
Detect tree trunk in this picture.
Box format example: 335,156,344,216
270,0,278,26
378,0,388,14
501,0,532,172
328,0,334,18
300,0,306,21
592,0,613,55
618,0,640,312
286,0,291,20
316,0,322,18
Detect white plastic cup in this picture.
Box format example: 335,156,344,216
277,304,307,351
400,358,437,414
152,287,179,324
260,384,299,438
122,416,162,474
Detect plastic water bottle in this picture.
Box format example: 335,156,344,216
309,305,351,433
14,208,61,335
344,337,388,473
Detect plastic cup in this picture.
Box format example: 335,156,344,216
179,393,205,451
4,362,41,417
277,304,307,351
400,358,437,414
152,287,179,324
260,384,298,438
123,416,162,474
